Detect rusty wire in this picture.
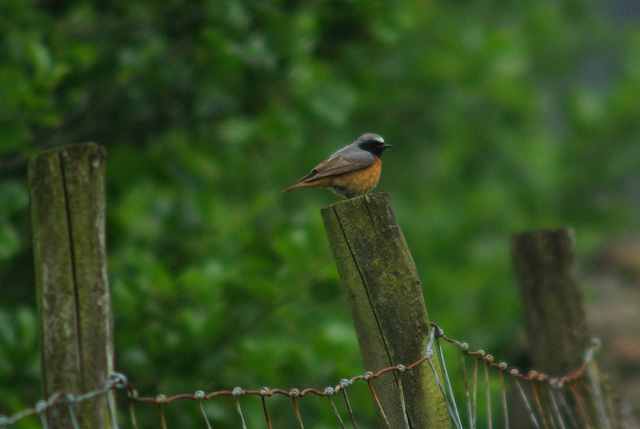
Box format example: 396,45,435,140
0,323,620,429
433,323,622,429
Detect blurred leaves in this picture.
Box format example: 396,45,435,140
1,0,639,426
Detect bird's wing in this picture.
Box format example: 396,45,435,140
297,144,376,182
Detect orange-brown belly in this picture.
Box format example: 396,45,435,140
330,159,382,196
286,157,383,198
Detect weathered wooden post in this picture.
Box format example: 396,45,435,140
511,228,588,375
510,228,606,427
321,193,453,429
29,144,114,428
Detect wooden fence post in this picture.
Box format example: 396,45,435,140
321,193,453,429
510,228,588,375
510,228,601,426
29,144,114,428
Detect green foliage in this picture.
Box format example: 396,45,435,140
1,0,639,426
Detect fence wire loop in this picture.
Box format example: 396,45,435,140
430,321,445,338
290,388,301,398
1,326,623,429
34,400,48,415
426,324,436,358
111,372,129,389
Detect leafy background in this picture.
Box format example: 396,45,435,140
1,0,639,427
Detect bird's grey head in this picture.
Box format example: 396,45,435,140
358,133,385,144
356,133,393,157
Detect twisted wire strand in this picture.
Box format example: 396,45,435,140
0,324,610,429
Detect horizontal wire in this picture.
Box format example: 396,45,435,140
0,325,606,428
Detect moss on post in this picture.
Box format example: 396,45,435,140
322,193,453,429
29,144,114,428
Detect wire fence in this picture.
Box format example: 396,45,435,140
0,322,624,429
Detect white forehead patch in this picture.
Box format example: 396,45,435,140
360,133,384,143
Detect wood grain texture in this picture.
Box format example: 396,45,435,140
322,192,453,429
29,144,114,428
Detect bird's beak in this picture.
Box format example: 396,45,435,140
383,143,393,149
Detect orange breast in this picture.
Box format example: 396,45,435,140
332,157,382,195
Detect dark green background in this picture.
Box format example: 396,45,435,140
1,0,639,427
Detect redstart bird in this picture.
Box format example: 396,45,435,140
282,133,392,199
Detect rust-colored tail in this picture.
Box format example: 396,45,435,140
281,182,306,193
282,177,332,193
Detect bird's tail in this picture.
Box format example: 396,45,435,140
281,182,305,193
